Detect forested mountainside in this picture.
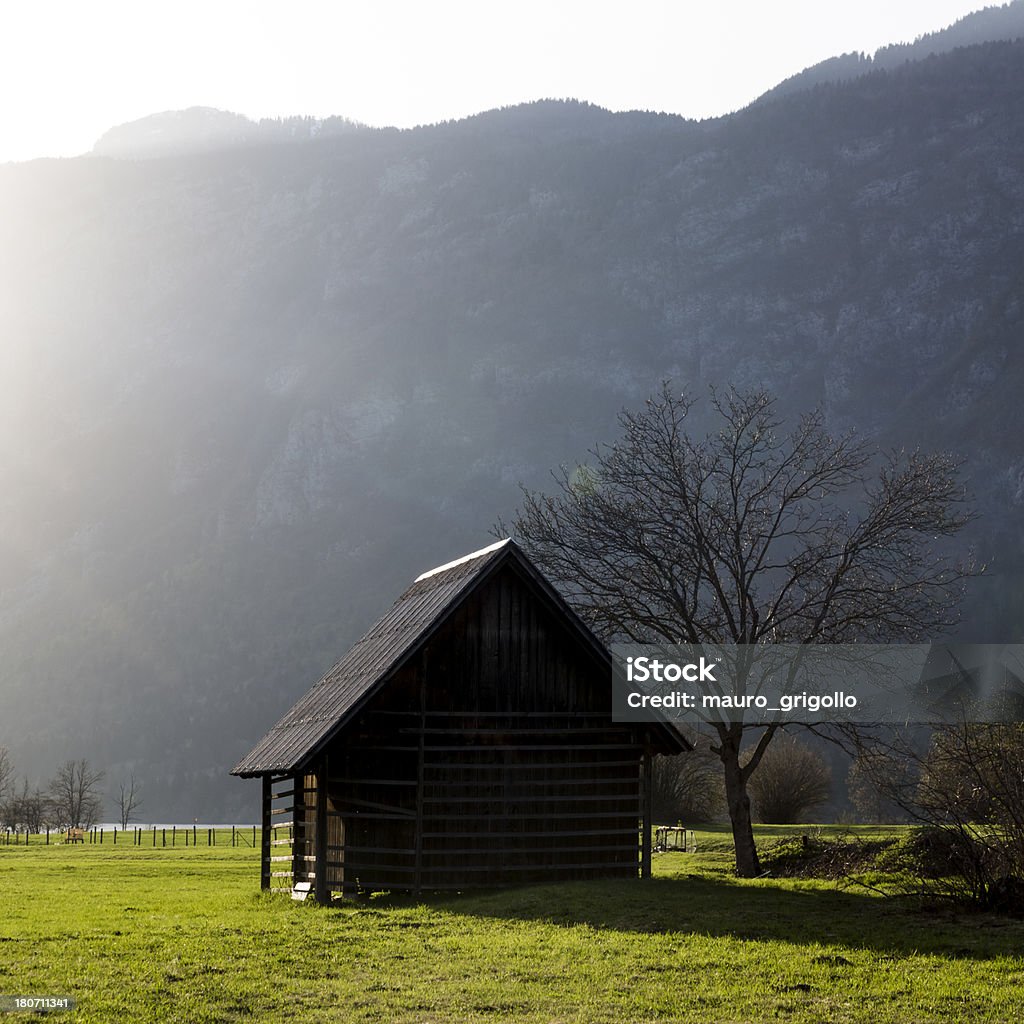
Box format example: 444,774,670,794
1,35,1022,820
761,0,1024,101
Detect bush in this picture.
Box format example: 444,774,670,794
747,733,831,824
846,725,1024,912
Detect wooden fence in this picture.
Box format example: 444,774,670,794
1,826,291,848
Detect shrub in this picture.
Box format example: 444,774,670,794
747,733,831,824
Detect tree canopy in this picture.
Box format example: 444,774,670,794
505,384,975,874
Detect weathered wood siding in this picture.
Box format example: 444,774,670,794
320,561,646,892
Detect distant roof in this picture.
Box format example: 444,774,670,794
232,538,626,777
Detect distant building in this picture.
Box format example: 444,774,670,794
232,539,686,900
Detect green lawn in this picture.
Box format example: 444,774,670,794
1,827,1022,1022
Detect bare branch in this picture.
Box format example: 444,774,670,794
504,383,977,875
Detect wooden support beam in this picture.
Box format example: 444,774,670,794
413,648,427,899
641,752,653,880
291,772,306,884
315,759,329,905
260,775,272,890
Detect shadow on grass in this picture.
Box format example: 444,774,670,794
408,871,1024,961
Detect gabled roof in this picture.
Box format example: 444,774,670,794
232,538,687,777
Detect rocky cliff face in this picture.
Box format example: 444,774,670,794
1,38,1022,819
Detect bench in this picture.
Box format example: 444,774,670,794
65,828,85,844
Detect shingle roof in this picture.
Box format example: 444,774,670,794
232,539,546,776
232,538,687,777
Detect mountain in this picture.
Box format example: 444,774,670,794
92,107,365,159
759,1,1024,103
1,35,1023,821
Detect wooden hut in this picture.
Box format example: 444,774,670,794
231,538,686,900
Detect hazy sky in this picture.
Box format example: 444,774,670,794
0,0,994,163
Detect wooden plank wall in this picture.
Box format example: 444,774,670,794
321,563,646,893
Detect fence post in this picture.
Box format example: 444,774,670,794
253,825,257,848
162,828,166,847
232,825,236,847
46,829,49,845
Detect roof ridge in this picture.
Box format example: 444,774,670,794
414,537,511,581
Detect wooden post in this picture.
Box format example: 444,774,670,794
291,773,303,888
260,776,272,890
314,761,329,904
641,751,653,880
413,650,427,898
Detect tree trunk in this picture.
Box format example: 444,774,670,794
720,735,762,877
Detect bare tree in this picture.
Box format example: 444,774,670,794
117,773,142,830
846,751,909,823
0,750,15,830
0,747,12,804
747,732,831,823
5,778,51,833
504,384,973,875
48,759,105,829
650,729,723,823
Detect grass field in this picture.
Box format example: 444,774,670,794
2,826,1023,1023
